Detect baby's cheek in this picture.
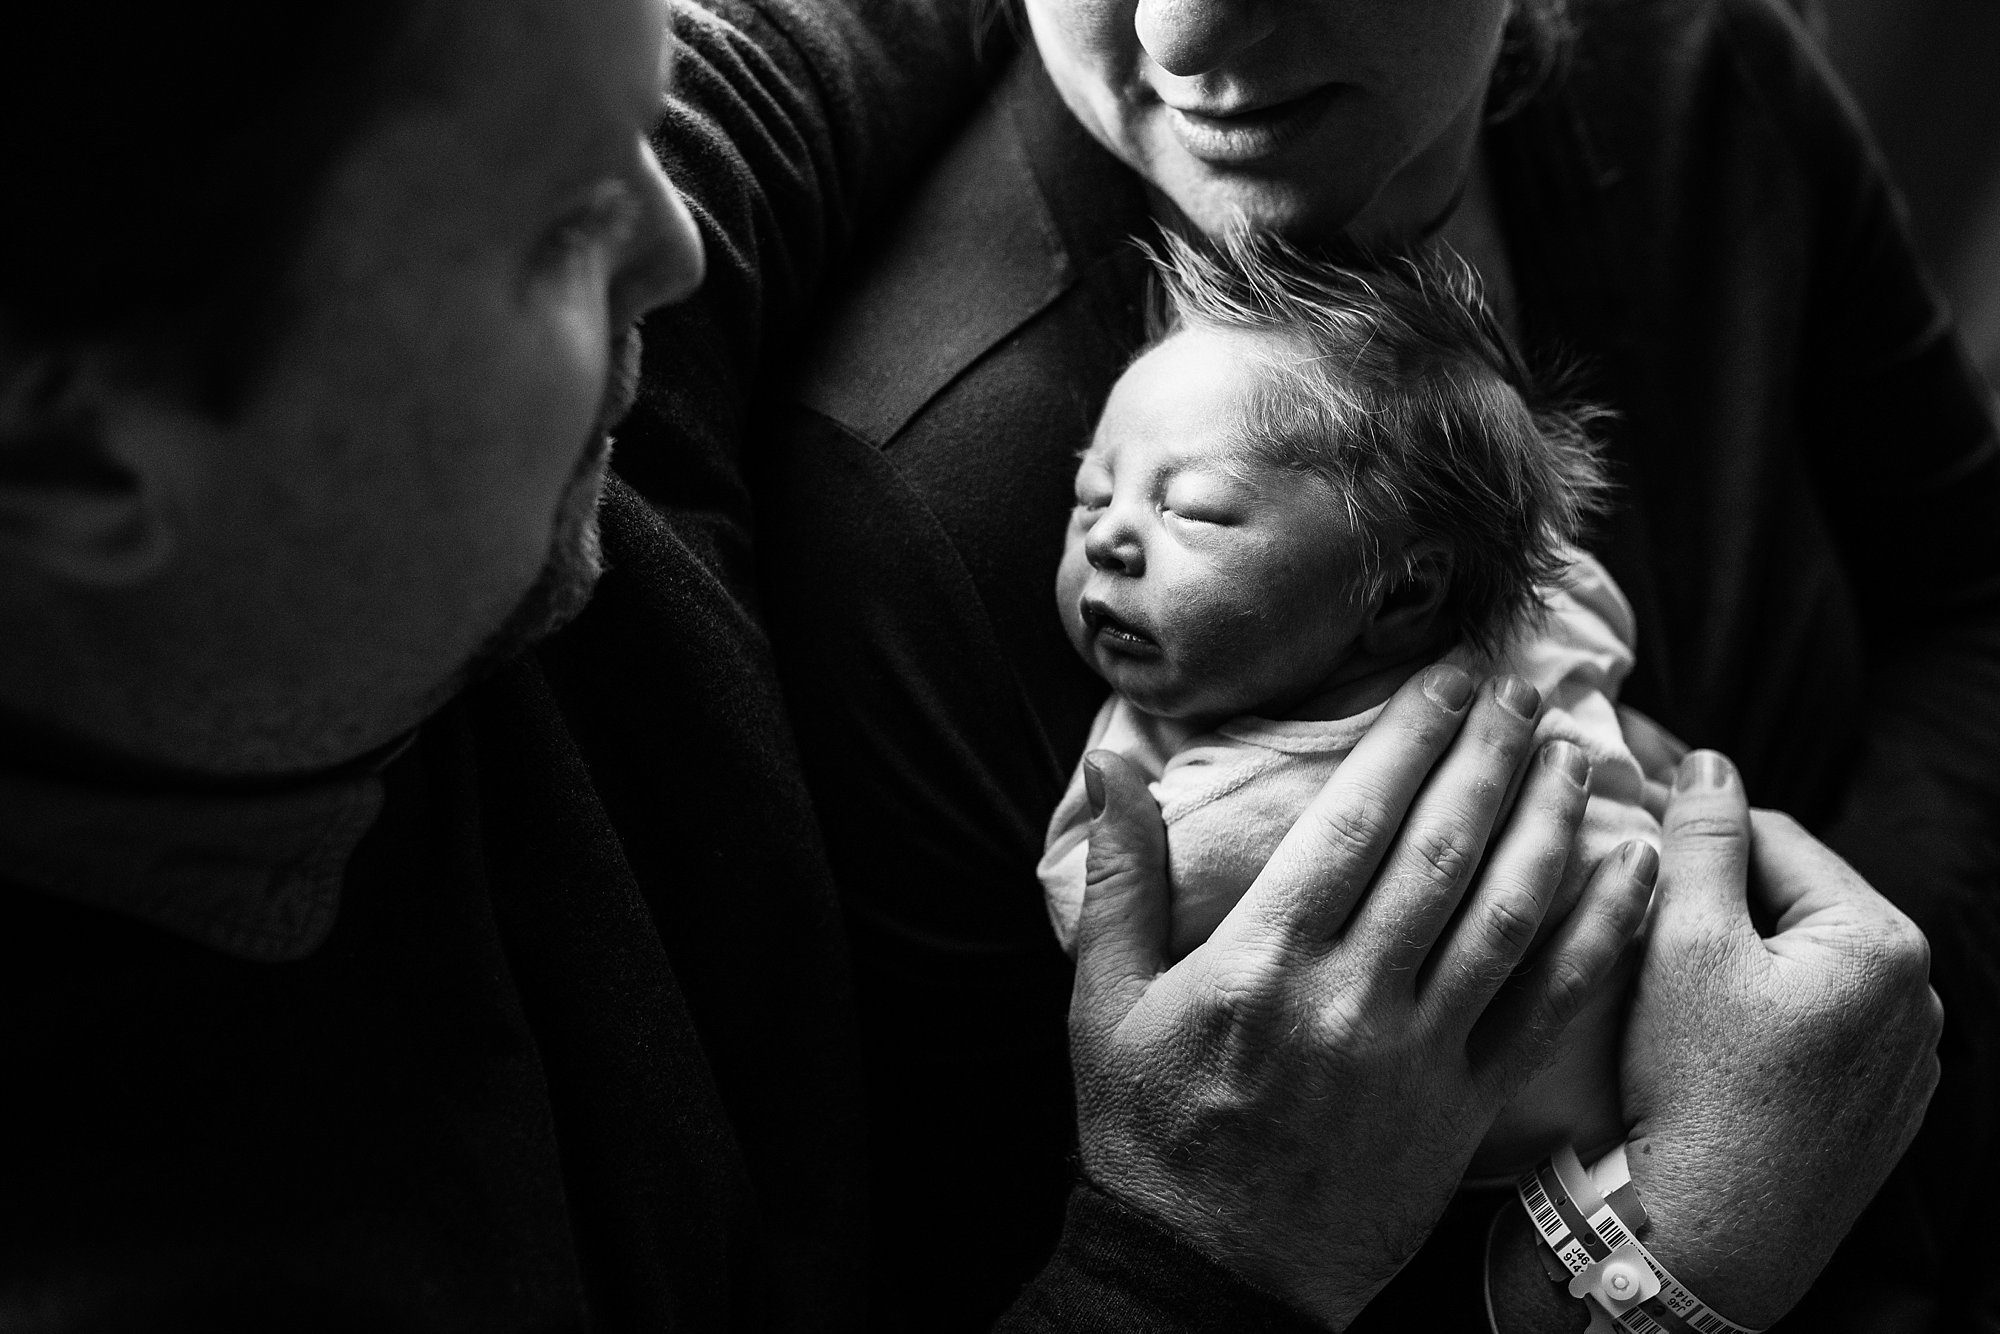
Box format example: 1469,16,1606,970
1168,592,1289,686
1053,539,1092,651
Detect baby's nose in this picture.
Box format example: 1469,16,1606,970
1084,514,1144,575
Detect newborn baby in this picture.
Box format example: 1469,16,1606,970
1037,236,1661,1176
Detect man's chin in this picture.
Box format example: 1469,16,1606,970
456,437,613,688
443,327,634,697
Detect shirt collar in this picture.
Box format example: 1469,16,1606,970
0,740,404,962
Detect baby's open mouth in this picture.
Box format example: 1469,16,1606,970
1082,602,1162,659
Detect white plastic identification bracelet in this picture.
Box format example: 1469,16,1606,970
1514,1145,1766,1334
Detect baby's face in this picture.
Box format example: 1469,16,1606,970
1058,327,1370,726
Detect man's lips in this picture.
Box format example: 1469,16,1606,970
1163,84,1346,165
1082,602,1163,660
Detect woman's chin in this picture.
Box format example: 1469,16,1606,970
1133,125,1385,243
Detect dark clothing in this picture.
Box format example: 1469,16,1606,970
758,0,2000,1327
3,553,858,1329
0,0,1322,1328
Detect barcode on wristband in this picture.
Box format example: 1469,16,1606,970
1522,1150,1765,1334
1597,1235,1760,1334
1517,1170,1595,1275
1618,1303,1683,1334
1590,1205,1632,1252
1522,1172,1563,1238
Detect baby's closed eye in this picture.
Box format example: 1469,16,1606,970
1163,482,1244,525
1072,463,1113,510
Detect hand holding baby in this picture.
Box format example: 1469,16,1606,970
1039,236,1650,1177
1615,754,1942,1327
1068,665,1657,1329
1487,751,1941,1329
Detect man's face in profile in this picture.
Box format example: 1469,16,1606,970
21,0,705,775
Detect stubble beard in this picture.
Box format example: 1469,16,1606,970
456,324,642,687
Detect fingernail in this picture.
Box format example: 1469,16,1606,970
1674,750,1731,793
1496,676,1541,719
1622,840,1660,891
1539,739,1589,786
1084,757,1107,819
1423,663,1473,711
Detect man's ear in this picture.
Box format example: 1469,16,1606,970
1358,542,1452,659
0,344,173,587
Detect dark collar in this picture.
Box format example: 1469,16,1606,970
0,741,403,962
790,38,1639,451
791,47,1149,445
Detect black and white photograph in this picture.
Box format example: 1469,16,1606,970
4,0,1997,1328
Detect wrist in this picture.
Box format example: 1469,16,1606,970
1616,1133,1811,1330
1492,1138,1818,1333
1485,1203,1593,1333
1033,1181,1339,1333
1079,1165,1364,1331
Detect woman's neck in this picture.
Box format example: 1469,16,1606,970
1434,140,1520,340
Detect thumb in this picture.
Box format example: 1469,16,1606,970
1748,808,1894,939
1617,703,1690,786
1654,750,1756,941
1073,750,1171,1021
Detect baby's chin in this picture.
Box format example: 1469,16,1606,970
1101,671,1250,730
1068,626,1275,724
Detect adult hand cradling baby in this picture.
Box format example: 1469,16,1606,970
1072,664,1940,1330
1069,665,1657,1326
1486,749,1941,1329
8,0,1993,1325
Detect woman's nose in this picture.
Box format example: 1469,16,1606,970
1136,0,1278,77
1083,509,1145,575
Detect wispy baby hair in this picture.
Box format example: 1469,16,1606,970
1145,230,1611,656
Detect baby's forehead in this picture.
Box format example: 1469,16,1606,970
1076,414,1273,481
1137,324,1312,390
1085,327,1316,468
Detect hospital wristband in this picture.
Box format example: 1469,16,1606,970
1515,1145,1766,1334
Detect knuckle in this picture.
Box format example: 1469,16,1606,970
1314,984,1393,1055
1469,715,1531,763
1882,914,1933,985
1307,788,1392,864
1758,808,1807,838
1198,944,1300,1041
1395,691,1462,747
1410,824,1476,886
1535,955,1595,1027
1666,809,1745,844
1476,885,1544,957
1314,987,1368,1042
1080,852,1131,895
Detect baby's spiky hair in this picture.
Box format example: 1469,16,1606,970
1145,230,1612,656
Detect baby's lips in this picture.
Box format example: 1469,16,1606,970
1082,603,1165,661
1079,598,1154,645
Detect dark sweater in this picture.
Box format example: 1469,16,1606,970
0,0,1323,1328
751,0,2000,1328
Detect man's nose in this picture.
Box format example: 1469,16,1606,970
1136,0,1277,77
1084,509,1145,575
613,150,707,328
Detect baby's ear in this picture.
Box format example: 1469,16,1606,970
1358,543,1451,658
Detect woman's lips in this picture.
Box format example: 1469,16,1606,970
1083,603,1163,660
1163,85,1345,165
